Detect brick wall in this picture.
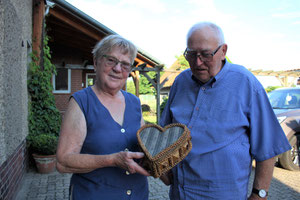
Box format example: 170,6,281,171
0,140,28,200
54,69,83,113
71,69,84,93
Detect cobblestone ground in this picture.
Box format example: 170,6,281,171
148,176,169,200
267,167,300,200
16,166,300,200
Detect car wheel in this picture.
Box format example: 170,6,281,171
279,134,300,171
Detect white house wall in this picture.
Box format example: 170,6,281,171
0,0,32,165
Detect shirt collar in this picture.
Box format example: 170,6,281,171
191,75,215,87
214,59,229,82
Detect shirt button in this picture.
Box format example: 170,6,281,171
124,148,129,152
121,128,125,133
126,171,130,175
196,107,199,111
127,190,131,195
201,87,205,91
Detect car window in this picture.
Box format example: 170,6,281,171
268,89,300,109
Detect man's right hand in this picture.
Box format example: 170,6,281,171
160,170,173,185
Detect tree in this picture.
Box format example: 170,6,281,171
126,71,157,95
126,80,136,95
137,71,157,95
265,86,282,93
175,55,190,70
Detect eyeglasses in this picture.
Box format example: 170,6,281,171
102,55,133,72
183,45,223,62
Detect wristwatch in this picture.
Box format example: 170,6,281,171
252,188,268,198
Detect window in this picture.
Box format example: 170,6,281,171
53,68,71,93
86,73,96,88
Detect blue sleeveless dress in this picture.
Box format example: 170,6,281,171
70,87,148,200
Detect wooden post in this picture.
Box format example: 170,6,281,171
129,71,140,97
32,0,45,67
131,64,164,124
135,70,140,97
156,68,160,124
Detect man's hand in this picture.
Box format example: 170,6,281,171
160,170,173,185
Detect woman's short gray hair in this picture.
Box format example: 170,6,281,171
92,34,137,64
187,22,225,45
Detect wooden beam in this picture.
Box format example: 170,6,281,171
136,54,158,67
156,69,161,124
275,76,287,87
49,8,102,41
131,61,144,97
48,8,158,69
135,71,140,97
32,0,45,65
132,66,158,72
160,77,169,88
130,71,137,79
133,63,164,123
140,71,156,88
47,20,97,45
250,68,300,77
134,57,155,68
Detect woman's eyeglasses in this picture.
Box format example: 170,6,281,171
102,55,133,72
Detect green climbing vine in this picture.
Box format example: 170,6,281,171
27,34,61,143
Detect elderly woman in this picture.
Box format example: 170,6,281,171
56,34,150,199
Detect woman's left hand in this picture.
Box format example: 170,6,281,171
113,151,151,176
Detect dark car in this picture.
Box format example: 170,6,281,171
268,87,300,170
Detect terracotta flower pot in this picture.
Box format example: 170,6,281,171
32,154,56,174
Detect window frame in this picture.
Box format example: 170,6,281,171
52,68,71,94
85,73,96,88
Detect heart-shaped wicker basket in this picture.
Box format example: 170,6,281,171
137,123,192,178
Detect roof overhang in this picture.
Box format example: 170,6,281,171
46,0,161,67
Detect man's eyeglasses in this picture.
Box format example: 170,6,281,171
183,45,223,62
102,55,133,72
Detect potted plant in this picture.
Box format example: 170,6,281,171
27,33,61,173
28,134,58,173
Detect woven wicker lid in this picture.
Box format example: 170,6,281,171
137,123,192,178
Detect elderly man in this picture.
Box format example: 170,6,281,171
160,22,291,200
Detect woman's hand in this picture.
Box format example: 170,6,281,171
113,151,150,176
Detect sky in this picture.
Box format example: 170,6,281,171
65,0,300,86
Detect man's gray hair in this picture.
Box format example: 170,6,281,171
92,34,137,64
187,22,225,45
